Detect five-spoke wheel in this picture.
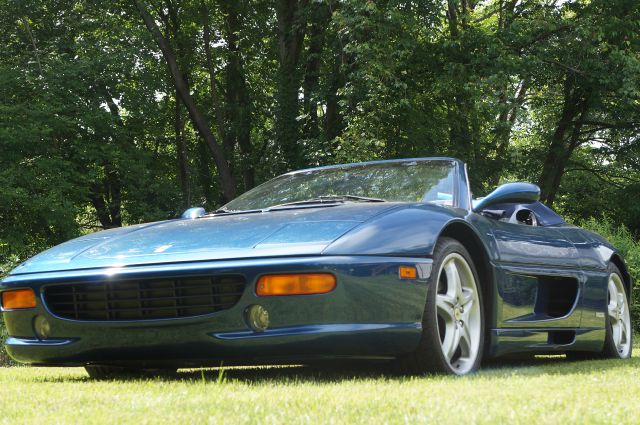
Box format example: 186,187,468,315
603,268,632,358
435,252,482,374
400,237,484,375
567,263,632,361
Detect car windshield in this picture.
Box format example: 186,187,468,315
222,159,457,211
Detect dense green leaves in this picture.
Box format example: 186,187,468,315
0,0,639,269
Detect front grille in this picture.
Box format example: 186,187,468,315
43,275,246,321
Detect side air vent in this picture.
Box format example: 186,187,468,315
534,276,579,318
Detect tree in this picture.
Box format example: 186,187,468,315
134,0,237,202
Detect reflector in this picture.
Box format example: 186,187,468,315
399,266,418,279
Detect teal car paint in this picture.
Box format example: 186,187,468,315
0,158,632,372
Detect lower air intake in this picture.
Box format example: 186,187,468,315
43,275,245,321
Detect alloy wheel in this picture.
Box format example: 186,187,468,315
607,273,631,358
435,253,482,374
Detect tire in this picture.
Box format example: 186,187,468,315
567,263,632,360
85,365,177,380
601,263,632,359
400,237,485,375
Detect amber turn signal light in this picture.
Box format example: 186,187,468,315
2,289,37,310
256,273,337,296
399,266,418,279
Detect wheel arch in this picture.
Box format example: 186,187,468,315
609,254,632,301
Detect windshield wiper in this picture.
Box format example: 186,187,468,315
266,195,386,209
212,207,230,214
211,195,385,214
317,195,386,202
209,207,264,215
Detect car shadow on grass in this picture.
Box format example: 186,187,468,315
194,355,639,383
39,354,636,383
30,352,640,383
480,353,640,376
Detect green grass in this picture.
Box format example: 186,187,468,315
0,354,639,424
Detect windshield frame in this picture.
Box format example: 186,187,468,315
221,157,472,212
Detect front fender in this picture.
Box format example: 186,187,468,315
322,205,465,257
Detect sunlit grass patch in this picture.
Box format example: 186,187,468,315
0,350,638,424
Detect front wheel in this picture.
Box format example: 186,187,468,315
401,237,485,375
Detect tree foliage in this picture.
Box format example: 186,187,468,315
1,0,640,271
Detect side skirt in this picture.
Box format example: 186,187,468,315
488,327,605,358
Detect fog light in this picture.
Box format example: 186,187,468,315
245,305,269,332
33,315,51,340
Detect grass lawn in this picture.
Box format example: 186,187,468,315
0,352,639,424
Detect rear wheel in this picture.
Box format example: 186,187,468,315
85,365,177,379
401,237,484,375
602,265,632,359
567,263,632,360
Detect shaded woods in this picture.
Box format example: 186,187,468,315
1,0,640,271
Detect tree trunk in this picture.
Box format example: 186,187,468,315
488,79,528,187
197,138,217,207
202,0,237,189
302,2,331,141
134,0,236,202
444,0,479,172
447,102,473,165
275,0,308,170
538,79,591,206
89,165,122,229
325,38,345,142
89,87,128,229
446,0,459,38
219,0,255,191
174,93,191,207
202,1,226,145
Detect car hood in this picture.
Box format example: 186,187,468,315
10,203,399,275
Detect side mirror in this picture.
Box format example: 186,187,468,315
472,182,540,212
181,207,206,219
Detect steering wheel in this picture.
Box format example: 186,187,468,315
508,207,538,226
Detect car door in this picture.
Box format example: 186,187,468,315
554,225,612,331
480,203,583,328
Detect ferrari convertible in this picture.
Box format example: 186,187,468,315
0,158,632,377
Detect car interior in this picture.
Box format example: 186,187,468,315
479,201,565,227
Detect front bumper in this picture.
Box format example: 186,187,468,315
1,256,432,367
